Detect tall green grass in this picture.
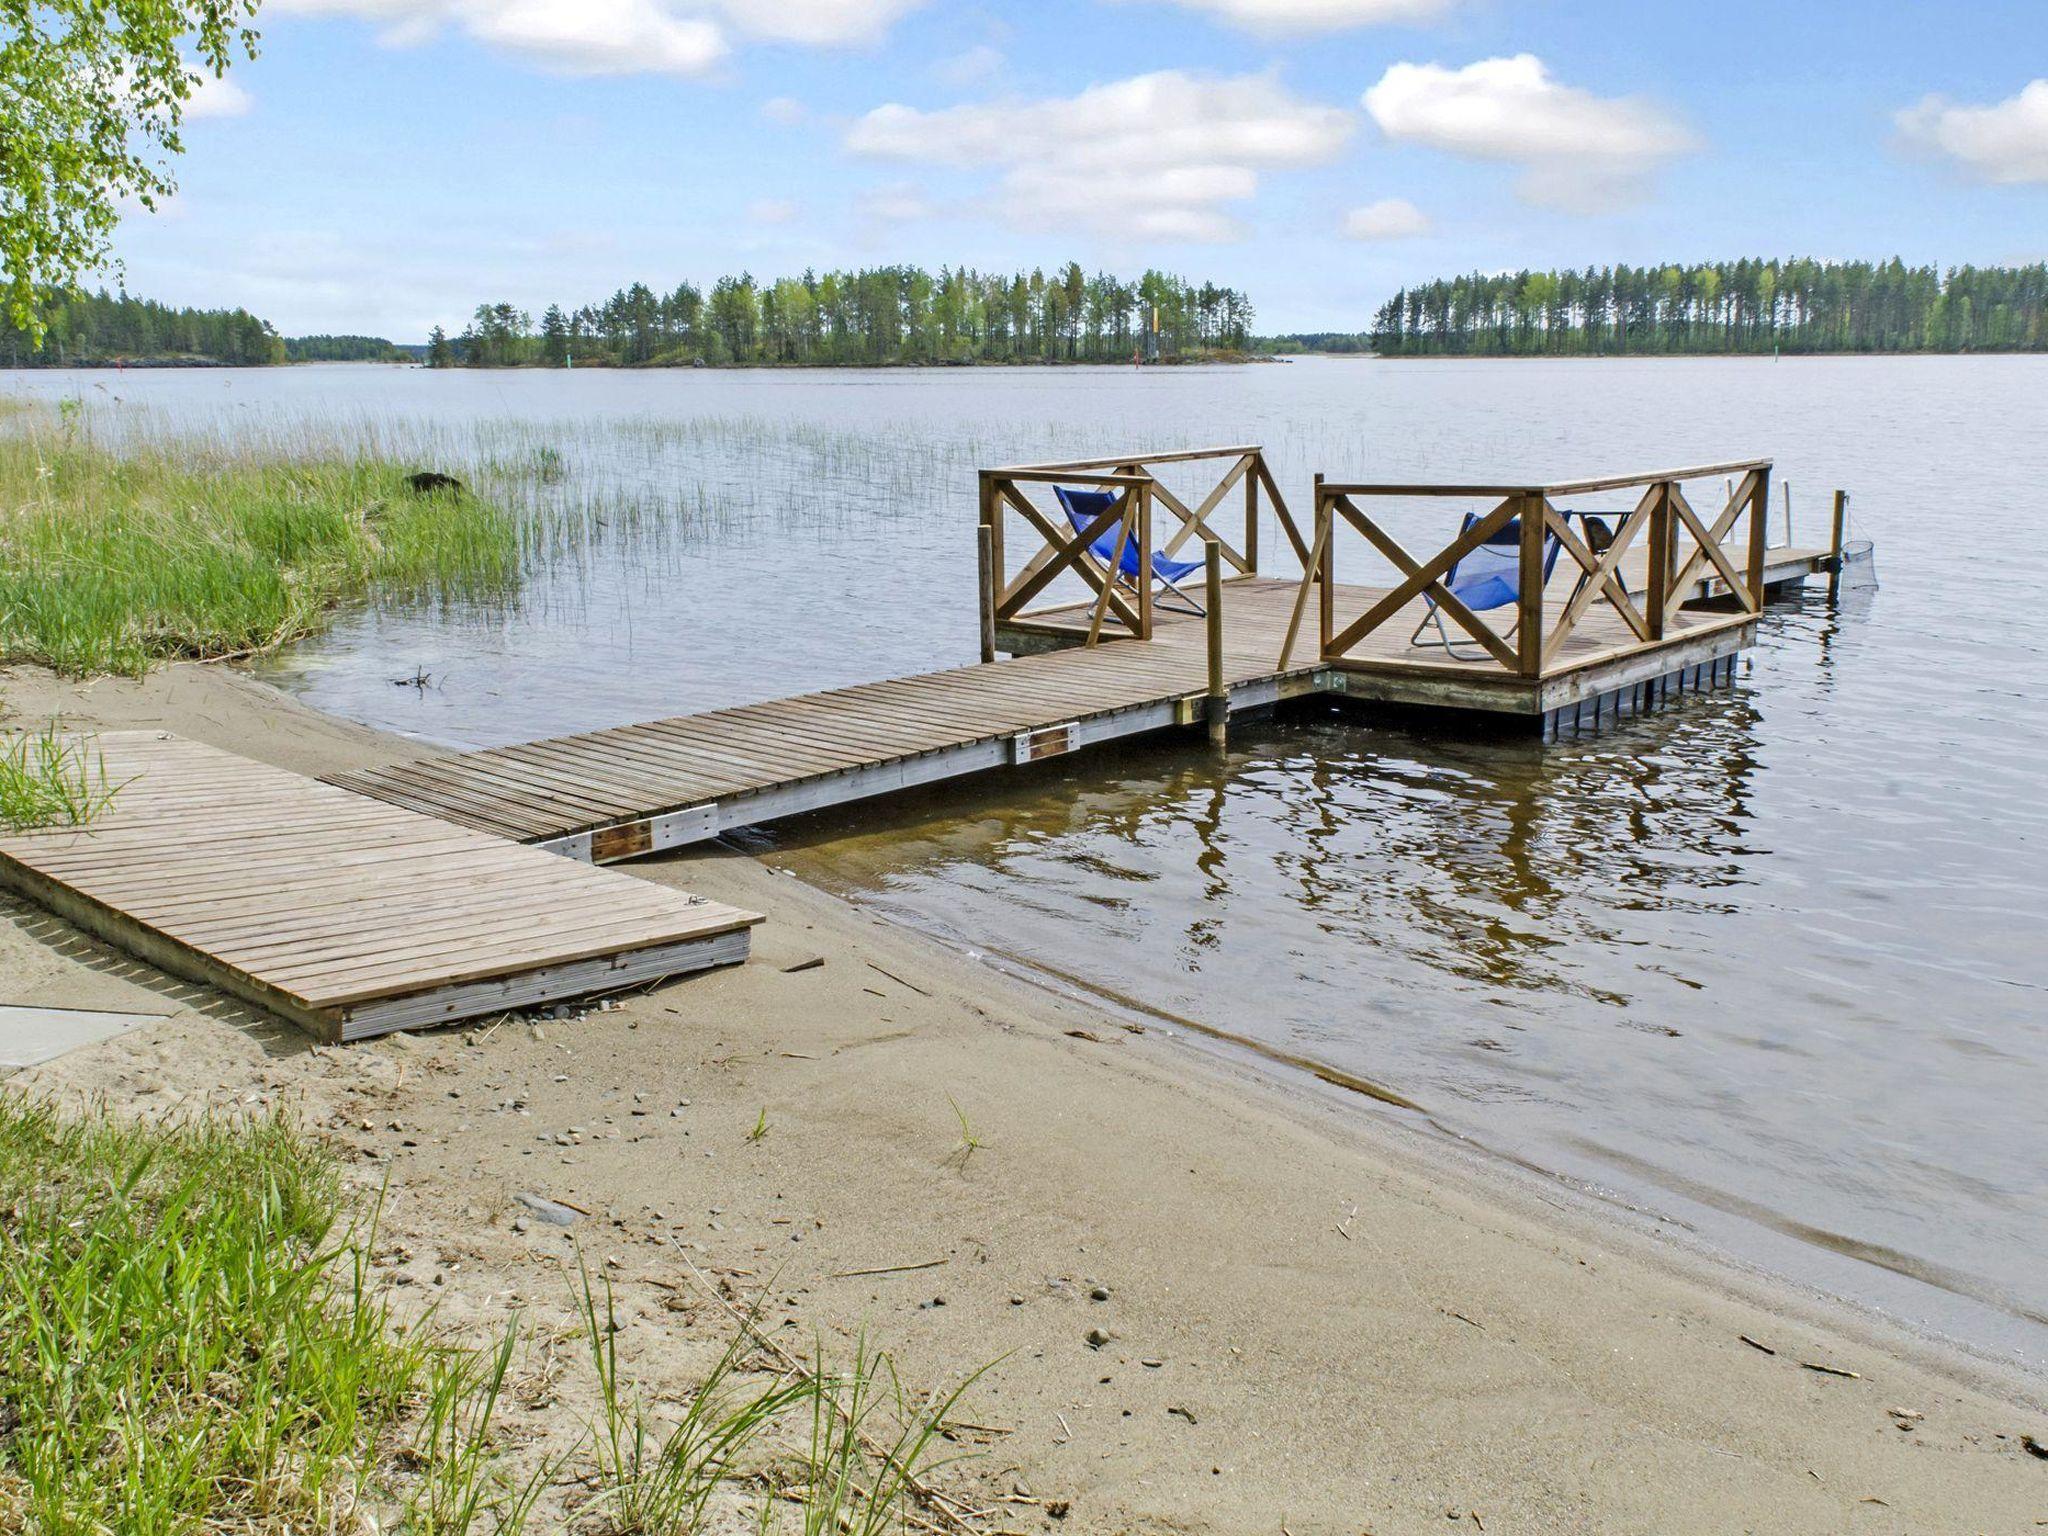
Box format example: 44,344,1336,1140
0,1100,430,1533
0,1099,990,1534
0,724,124,830
0,412,526,676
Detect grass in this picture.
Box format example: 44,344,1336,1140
0,408,527,676
945,1095,989,1168
0,723,125,830
0,1098,431,1533
0,1097,991,1535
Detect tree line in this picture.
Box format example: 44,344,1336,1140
283,334,409,363
1369,259,2048,356
429,264,1256,368
1,289,285,366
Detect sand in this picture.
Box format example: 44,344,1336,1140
3,661,2045,1534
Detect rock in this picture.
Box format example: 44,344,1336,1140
515,1192,580,1227
1089,1286,1112,1302
405,470,463,495
1084,1328,1115,1350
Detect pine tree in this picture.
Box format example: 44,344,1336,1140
426,325,452,369
540,305,569,367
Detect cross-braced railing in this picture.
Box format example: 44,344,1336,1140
1291,460,1773,677
978,446,1304,655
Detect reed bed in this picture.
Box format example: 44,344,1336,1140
0,407,528,676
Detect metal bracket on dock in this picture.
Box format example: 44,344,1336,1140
1011,723,1079,763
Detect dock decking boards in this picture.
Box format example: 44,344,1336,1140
0,734,760,1042
326,569,1786,864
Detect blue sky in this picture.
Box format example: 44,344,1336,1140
115,0,2048,338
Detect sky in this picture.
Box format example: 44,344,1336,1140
109,0,2048,339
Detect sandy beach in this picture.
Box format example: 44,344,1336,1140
3,660,2045,1533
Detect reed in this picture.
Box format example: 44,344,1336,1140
0,407,526,676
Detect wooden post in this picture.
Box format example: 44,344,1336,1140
976,522,997,664
1517,492,1546,677
1746,464,1772,613
1244,451,1260,577
1827,488,1849,602
1646,481,1671,640
1315,474,1333,660
1137,480,1156,640
1204,539,1226,749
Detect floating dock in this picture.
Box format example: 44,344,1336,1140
330,452,1838,864
0,734,759,1041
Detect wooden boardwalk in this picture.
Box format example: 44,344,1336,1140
0,734,760,1041
327,570,1777,864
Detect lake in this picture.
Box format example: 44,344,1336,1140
7,356,2044,1372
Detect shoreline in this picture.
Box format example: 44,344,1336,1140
4,660,2047,1530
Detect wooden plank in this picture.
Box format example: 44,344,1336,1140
0,734,759,1041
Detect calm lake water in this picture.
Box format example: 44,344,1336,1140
8,358,2045,1370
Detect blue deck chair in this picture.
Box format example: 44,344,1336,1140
1409,512,1561,660
1053,485,1207,617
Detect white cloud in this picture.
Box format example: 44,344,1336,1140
715,0,924,44
747,197,799,224
857,181,935,223
269,0,923,74
184,72,255,119
1134,0,1453,33
933,42,1003,87
271,0,725,74
1896,79,2048,185
846,70,1352,242
759,94,806,124
1342,196,1430,238
1364,54,1695,211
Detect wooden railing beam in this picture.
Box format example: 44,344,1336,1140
1516,494,1547,678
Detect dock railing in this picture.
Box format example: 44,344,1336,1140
979,446,1304,655
1295,460,1773,677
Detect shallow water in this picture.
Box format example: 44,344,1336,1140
7,357,2044,1368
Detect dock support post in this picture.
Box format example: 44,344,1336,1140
1205,539,1227,750
1314,474,1333,661
1646,481,1672,640
1746,464,1772,612
1517,492,1546,677
1827,489,1849,602
976,521,997,664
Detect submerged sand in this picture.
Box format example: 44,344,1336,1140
3,662,2045,1533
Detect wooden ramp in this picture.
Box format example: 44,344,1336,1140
0,734,759,1042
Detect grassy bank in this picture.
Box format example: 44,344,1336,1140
0,407,525,676
0,1096,979,1534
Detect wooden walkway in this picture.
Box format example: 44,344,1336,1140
326,569,1780,864
0,734,759,1041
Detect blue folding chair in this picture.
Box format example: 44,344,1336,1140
1053,485,1207,616
1410,512,1560,659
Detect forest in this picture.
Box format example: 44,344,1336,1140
1,290,285,366
283,334,407,362
1369,259,2048,356
431,264,1255,368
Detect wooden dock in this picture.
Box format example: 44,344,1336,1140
0,446,1841,1047
0,734,760,1041
326,450,1837,866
